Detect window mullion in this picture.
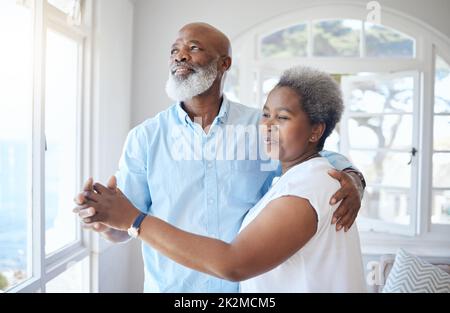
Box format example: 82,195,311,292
255,69,262,109
31,0,47,293
307,21,313,58
360,20,366,58
340,82,350,155
417,41,435,236
75,37,83,243
80,0,94,252
410,70,421,236
239,40,256,107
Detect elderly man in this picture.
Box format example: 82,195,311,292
74,23,366,292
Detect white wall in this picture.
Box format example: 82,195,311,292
131,0,450,126
91,0,143,293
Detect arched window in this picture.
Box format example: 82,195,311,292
260,20,415,59
224,4,450,253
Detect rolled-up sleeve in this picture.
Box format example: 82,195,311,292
115,126,152,214
320,150,359,171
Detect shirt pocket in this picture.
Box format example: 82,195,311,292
228,160,262,204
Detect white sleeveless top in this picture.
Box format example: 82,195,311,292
239,157,367,293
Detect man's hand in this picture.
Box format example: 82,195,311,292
327,169,364,232
73,176,115,233
80,176,141,231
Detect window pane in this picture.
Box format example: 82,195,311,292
433,153,450,188
349,150,411,188
262,76,279,104
323,128,341,152
361,187,410,225
346,75,414,113
433,115,450,150
434,56,450,114
46,257,89,292
223,56,240,103
313,19,360,57
261,24,307,58
348,115,412,149
47,0,76,14
45,30,79,255
365,23,414,58
0,0,33,291
432,190,450,224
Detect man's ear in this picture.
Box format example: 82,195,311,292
221,56,232,72
310,122,326,143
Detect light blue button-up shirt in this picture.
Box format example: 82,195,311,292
116,96,354,293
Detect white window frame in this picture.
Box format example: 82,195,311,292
227,3,450,256
340,70,420,236
429,47,450,234
8,0,94,293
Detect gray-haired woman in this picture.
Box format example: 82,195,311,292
85,66,367,292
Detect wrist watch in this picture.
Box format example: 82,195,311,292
346,169,367,190
127,212,147,238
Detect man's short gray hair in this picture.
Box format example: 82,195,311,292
276,66,343,150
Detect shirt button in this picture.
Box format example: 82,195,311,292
208,199,214,204
207,162,213,168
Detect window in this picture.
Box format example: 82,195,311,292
0,0,92,292
261,23,308,58
44,29,79,255
341,72,418,235
259,19,415,59
432,56,450,225
313,19,361,57
225,4,450,253
0,0,33,290
365,23,414,58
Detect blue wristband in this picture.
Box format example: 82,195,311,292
128,212,147,238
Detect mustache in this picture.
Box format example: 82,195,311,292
170,62,197,74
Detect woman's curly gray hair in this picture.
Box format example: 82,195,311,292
276,66,344,150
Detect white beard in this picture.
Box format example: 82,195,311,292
165,60,218,102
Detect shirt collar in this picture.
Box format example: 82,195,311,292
216,96,230,124
175,101,190,126
175,95,230,126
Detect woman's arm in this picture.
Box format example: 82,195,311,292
84,185,318,282
140,196,317,281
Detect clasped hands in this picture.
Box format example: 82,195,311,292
73,176,140,232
